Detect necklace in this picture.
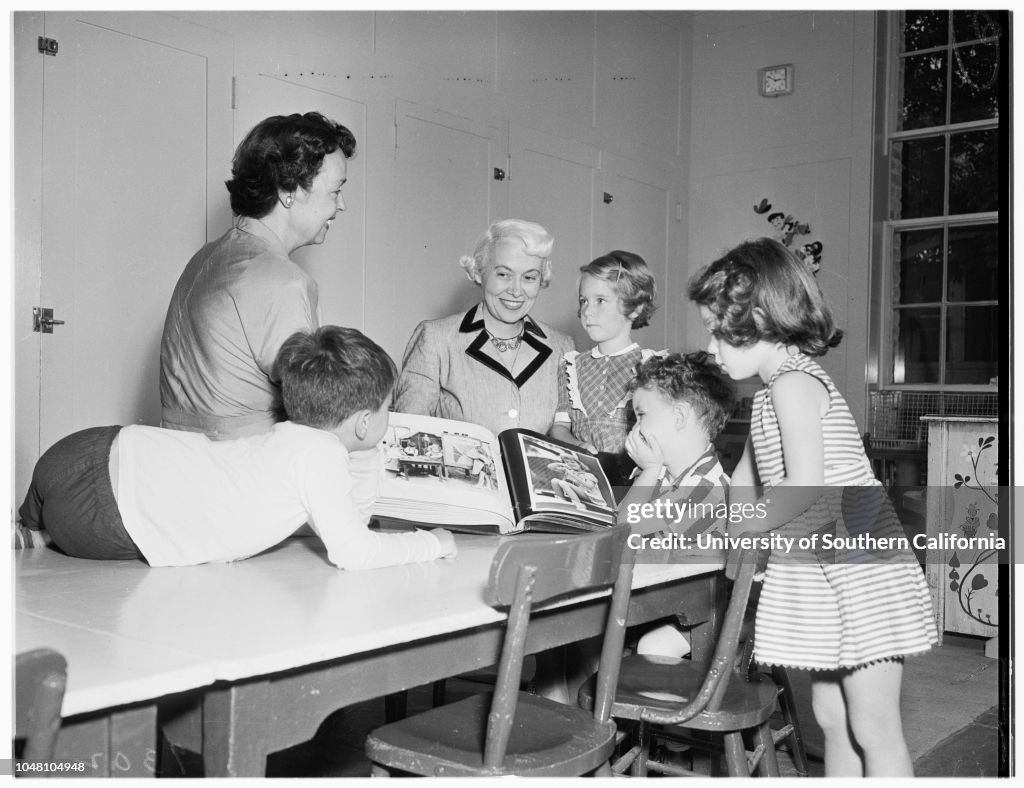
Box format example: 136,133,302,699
488,328,525,353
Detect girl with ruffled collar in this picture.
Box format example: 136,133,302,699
550,251,665,485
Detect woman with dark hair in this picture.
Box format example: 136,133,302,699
160,112,356,439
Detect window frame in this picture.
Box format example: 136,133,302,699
871,10,1002,393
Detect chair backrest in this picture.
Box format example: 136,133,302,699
640,545,769,726
482,526,635,769
14,648,67,766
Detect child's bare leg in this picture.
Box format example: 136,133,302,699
811,672,863,776
842,659,913,776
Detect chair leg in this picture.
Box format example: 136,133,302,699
755,722,781,777
632,721,650,777
611,744,642,775
771,665,809,776
722,731,748,777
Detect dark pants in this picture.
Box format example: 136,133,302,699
19,426,142,560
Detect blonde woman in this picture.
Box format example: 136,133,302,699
395,219,574,435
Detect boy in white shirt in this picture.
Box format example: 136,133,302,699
19,326,457,570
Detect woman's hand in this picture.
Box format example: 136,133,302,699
625,426,664,471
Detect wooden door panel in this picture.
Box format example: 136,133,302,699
379,101,505,362
508,124,600,348
600,155,674,351
13,12,46,508
26,12,231,482
39,18,208,449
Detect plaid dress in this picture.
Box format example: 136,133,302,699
554,344,665,453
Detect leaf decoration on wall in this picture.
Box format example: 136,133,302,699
754,197,822,274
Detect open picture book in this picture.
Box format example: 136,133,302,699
373,412,618,534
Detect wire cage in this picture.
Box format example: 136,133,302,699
866,391,1000,450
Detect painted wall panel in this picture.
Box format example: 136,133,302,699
496,12,594,129
596,12,682,158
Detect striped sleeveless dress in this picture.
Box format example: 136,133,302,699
751,353,937,671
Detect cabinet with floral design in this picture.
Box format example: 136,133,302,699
923,416,999,656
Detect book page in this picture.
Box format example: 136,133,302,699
374,412,515,529
512,432,616,524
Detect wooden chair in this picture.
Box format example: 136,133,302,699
14,649,68,773
735,588,810,776
578,545,781,777
765,664,810,775
365,527,635,777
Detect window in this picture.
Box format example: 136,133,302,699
880,10,1005,388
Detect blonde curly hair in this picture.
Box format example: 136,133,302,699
459,219,554,287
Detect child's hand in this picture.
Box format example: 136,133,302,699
625,426,664,471
433,528,458,559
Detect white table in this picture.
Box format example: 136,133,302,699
16,534,722,776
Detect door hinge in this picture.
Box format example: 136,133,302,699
33,307,65,334
38,36,59,56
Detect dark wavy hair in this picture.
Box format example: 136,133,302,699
687,237,842,356
631,351,735,440
226,112,357,219
276,326,395,429
579,250,657,329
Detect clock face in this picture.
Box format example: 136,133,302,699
760,65,792,96
765,69,787,92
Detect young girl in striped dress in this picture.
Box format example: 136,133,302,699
688,238,937,777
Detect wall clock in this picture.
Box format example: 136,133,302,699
758,64,794,97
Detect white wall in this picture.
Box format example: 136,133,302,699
15,11,885,495
14,10,697,500
166,10,694,360
685,11,876,424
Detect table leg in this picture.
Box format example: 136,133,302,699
675,573,724,666
203,682,275,777
158,692,203,776
54,706,157,778
383,691,408,722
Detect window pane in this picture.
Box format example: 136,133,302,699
902,10,949,52
890,137,946,219
946,306,997,384
897,51,948,130
893,307,941,384
948,225,998,302
953,10,1002,45
885,11,1002,391
950,43,1000,123
949,129,998,214
894,229,943,303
